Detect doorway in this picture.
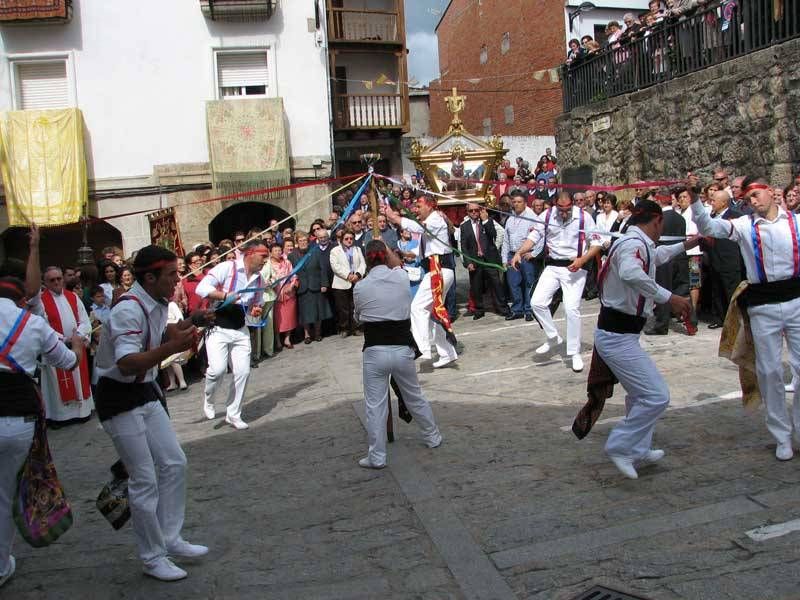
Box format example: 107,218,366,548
208,201,294,244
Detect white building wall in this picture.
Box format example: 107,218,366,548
0,0,332,181
564,2,651,48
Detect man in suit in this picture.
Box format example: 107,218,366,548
459,202,507,320
645,190,689,335
705,190,744,328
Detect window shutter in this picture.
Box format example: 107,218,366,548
17,61,69,110
217,52,268,88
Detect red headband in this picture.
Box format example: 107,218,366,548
0,281,24,296
134,259,175,272
744,183,770,194
245,249,269,257
366,249,387,264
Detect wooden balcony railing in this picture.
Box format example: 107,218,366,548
334,94,406,129
328,8,400,44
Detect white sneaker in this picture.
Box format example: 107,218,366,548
432,356,457,369
637,449,665,467
358,457,386,469
609,455,638,479
143,557,187,581
570,354,584,372
535,336,563,355
225,416,249,430
426,434,443,448
203,402,215,420
776,441,794,461
167,539,209,559
0,556,15,588
786,383,796,393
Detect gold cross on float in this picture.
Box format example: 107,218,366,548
444,87,466,134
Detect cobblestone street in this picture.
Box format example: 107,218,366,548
9,298,800,600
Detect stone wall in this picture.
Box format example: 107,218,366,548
555,37,800,187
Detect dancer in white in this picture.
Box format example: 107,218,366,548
385,197,458,368
196,240,268,429
94,245,209,581
511,192,603,372
353,241,442,468
690,177,800,460
593,200,696,478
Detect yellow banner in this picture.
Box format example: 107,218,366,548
0,108,87,226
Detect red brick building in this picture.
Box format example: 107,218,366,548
430,0,565,139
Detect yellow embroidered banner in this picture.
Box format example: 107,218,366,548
0,108,87,226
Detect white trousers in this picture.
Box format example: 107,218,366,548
531,266,587,356
597,329,670,462
410,268,457,361
363,346,442,466
101,402,187,566
748,296,800,445
0,417,33,577
204,326,252,420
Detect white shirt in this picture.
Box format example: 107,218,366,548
195,258,263,306
525,206,602,260
94,282,168,384
501,207,538,260
599,227,686,316
401,211,452,258
595,210,619,233
29,288,91,342
0,298,77,376
691,199,799,284
354,265,411,323
679,207,702,256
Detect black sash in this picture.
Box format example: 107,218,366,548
0,371,39,417
739,277,800,308
597,306,647,335
421,253,456,272
95,376,162,421
362,320,420,358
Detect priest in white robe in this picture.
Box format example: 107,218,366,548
30,266,94,423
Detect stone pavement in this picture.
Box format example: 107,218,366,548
7,298,800,600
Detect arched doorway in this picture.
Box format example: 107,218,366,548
208,201,294,244
1,219,124,268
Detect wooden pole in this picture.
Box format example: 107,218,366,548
369,175,380,239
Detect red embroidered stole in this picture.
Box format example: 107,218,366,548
428,256,457,346
41,290,90,403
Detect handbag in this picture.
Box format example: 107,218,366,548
404,265,422,282
96,478,130,530
13,409,74,547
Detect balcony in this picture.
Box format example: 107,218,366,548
562,0,800,112
0,0,72,24
200,0,276,21
328,7,402,44
334,94,406,130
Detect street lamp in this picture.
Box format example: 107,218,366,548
569,2,596,32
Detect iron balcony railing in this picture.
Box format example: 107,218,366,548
328,8,400,43
334,94,405,129
562,0,800,112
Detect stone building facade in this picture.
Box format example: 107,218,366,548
555,38,800,187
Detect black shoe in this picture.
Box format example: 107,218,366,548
708,322,723,329
250,360,260,368
524,314,533,322
473,312,485,320
643,328,668,336
463,310,475,317
505,313,522,321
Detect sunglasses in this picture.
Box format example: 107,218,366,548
235,238,245,243
714,177,726,182
351,220,362,224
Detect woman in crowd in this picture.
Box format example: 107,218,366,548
172,256,188,314
400,187,415,209
271,241,298,350
163,299,189,391
610,197,633,235
595,192,619,234
0,276,85,589
289,233,332,344
98,259,120,305
254,247,278,361
182,252,206,313
329,229,366,337
111,266,135,305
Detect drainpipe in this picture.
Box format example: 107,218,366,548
319,0,337,178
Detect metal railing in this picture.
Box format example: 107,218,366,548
562,0,800,112
334,94,405,129
328,8,400,43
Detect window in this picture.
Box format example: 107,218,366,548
216,51,270,98
13,60,69,110
504,105,514,125
479,45,488,65
482,117,492,136
501,32,510,55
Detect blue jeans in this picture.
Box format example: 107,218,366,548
507,253,539,316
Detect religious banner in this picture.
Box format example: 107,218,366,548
206,97,290,200
0,0,71,22
147,208,185,257
0,108,87,227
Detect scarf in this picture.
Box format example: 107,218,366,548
428,255,457,347
572,347,618,439
718,281,760,410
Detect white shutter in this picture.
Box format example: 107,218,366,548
17,61,69,110
217,52,268,88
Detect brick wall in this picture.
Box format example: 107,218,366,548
430,0,565,138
